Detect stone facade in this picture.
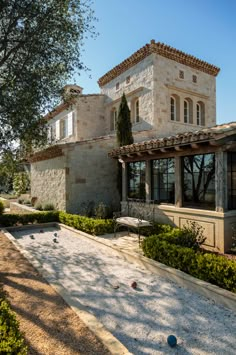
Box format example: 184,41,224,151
31,137,119,213
31,40,222,224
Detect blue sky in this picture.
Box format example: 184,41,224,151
76,0,236,125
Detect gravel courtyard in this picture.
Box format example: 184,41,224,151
12,226,236,355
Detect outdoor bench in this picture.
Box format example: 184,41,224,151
113,199,154,246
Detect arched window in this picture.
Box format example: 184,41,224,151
184,98,193,124
110,108,117,131
170,96,176,121
184,100,189,123
134,99,140,123
196,102,205,126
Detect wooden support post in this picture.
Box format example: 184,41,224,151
145,160,151,202
215,151,227,212
175,156,182,207
122,161,127,201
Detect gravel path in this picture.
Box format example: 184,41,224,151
12,226,236,355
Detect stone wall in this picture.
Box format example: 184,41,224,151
101,55,155,135
152,54,216,136
31,156,66,210
31,137,120,214
101,52,217,140
65,136,119,213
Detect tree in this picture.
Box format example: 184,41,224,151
0,0,96,153
116,93,133,147
0,150,18,192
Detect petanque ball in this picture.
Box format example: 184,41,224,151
167,335,177,347
131,281,137,289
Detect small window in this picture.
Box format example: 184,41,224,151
110,108,117,131
184,100,189,123
179,70,184,79
192,75,197,83
134,99,140,123
170,97,176,121
126,76,131,84
116,82,119,91
196,102,205,126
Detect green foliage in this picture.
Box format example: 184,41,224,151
43,203,55,211
142,236,236,293
0,151,19,193
94,202,111,219
58,212,114,235
35,203,43,211
13,173,30,196
0,298,27,354
141,222,173,237
0,201,4,215
80,201,95,217
116,93,134,147
0,1,96,152
0,211,59,227
181,220,206,249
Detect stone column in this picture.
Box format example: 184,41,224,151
175,156,182,207
121,161,127,201
145,160,151,202
215,151,227,212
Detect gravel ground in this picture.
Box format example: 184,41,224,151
12,226,236,355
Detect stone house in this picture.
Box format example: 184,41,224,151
30,40,236,252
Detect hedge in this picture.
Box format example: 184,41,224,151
0,298,27,354
58,211,114,235
142,236,236,293
0,211,114,235
0,211,59,227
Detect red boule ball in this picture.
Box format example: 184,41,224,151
131,281,137,289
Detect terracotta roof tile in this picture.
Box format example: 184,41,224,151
109,122,236,158
98,40,220,87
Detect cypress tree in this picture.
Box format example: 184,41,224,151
116,93,134,147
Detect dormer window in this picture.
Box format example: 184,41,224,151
116,82,120,91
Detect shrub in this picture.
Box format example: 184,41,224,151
31,196,38,206
80,201,95,217
141,222,173,237
181,220,206,249
0,298,27,354
43,203,55,211
94,202,110,219
35,203,43,211
142,236,236,293
13,173,30,196
0,211,59,227
0,201,4,215
58,211,114,235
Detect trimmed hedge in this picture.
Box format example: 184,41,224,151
142,236,236,293
0,211,114,235
0,298,27,354
0,211,59,227
58,211,114,235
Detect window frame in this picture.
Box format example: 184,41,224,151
182,153,215,210
127,161,146,200
151,158,175,204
